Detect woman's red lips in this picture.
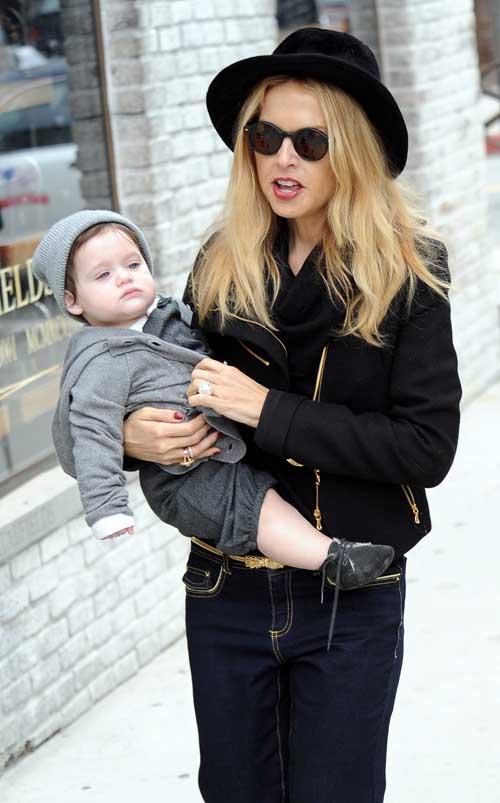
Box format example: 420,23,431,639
272,178,303,200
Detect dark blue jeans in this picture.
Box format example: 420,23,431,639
184,541,406,803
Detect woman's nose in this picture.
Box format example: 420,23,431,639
276,136,299,167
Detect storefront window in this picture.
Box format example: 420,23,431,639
0,1,85,486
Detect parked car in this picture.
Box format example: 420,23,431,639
0,58,83,262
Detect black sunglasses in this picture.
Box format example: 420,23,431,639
244,121,329,161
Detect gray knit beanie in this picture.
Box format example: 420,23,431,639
31,210,154,321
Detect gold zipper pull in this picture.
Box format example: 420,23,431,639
410,503,420,525
402,485,420,525
313,468,323,531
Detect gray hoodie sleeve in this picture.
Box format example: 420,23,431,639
68,351,133,528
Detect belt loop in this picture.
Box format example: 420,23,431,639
223,553,231,575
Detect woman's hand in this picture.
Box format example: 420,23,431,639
188,357,269,428
123,408,220,465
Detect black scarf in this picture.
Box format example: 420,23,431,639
271,224,343,395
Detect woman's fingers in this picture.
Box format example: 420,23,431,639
123,408,212,463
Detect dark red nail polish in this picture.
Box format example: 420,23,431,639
174,411,185,420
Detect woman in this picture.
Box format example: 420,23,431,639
124,28,461,803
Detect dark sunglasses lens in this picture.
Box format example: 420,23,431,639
295,129,328,161
248,123,282,155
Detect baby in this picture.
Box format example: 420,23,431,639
32,210,394,608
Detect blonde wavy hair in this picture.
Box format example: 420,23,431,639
192,76,448,346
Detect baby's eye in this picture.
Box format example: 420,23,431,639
128,262,141,270
96,271,109,280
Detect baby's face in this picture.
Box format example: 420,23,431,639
64,228,157,327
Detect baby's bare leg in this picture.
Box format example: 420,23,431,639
257,488,331,569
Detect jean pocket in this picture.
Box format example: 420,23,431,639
182,548,227,598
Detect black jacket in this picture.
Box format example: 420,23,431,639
182,242,461,557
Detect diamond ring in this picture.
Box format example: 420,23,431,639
199,380,214,396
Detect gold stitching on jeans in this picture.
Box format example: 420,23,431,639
184,562,227,598
268,574,285,664
271,572,294,637
275,671,286,802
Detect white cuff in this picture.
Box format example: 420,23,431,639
92,514,135,541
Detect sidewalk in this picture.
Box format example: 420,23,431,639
1,382,500,803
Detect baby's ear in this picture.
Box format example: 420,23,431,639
64,290,83,316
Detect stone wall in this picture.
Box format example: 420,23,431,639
0,477,185,769
352,0,500,398
0,0,277,771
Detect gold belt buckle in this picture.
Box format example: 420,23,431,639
242,555,284,570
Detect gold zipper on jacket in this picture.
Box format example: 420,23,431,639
312,345,329,530
401,484,420,525
231,313,287,355
238,339,271,367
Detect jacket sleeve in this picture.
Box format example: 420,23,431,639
68,354,134,528
254,276,462,488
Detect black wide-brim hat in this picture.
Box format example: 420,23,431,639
206,27,408,177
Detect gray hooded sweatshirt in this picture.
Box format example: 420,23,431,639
52,299,246,539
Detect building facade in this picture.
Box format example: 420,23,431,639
1,0,498,770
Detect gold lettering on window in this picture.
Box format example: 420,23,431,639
0,335,17,367
25,315,77,354
0,259,53,317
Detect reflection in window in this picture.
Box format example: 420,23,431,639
0,1,84,486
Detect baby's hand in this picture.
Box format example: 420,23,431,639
102,526,134,541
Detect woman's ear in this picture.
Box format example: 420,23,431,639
64,290,83,316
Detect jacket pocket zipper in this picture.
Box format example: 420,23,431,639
238,339,270,366
401,484,420,524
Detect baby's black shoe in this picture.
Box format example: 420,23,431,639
320,538,395,651
321,538,395,591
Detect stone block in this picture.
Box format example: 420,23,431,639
90,668,117,702
28,712,63,750
0,564,11,594
149,2,173,27
59,631,89,672
114,651,139,686
181,21,204,48
113,88,145,115
175,48,199,76
213,0,234,17
49,578,79,619
2,675,32,715
86,616,113,650
68,599,95,636
94,581,120,618
136,631,162,667
158,26,182,52
144,551,168,582
224,19,243,44
111,597,136,634
56,546,85,580
105,4,139,32
27,561,59,602
110,60,144,88
0,715,22,757
1,584,29,622
31,653,61,693
74,654,104,691
108,31,142,60
83,537,103,566
41,529,70,563
60,688,92,727
39,619,69,659
117,563,144,600
11,545,42,580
